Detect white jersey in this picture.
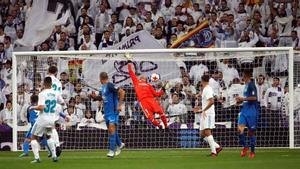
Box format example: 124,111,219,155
202,85,215,115
167,103,188,116
264,86,284,111
36,88,64,127
48,75,62,95
227,84,244,106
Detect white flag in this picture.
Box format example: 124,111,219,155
82,30,182,88
17,0,70,47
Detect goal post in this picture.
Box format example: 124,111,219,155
11,47,296,151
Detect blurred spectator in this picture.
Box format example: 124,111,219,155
79,109,95,127
0,101,12,126
292,30,300,50
94,3,110,46
0,42,6,68
255,74,269,106
75,95,86,115
161,0,175,22
167,92,188,128
79,33,97,50
3,15,17,42
264,77,284,111
0,25,5,43
189,61,208,85
3,36,12,60
64,106,80,127
98,30,114,49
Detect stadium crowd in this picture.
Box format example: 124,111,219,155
1,0,300,146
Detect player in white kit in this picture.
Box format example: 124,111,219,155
47,66,63,157
199,75,222,157
30,77,64,163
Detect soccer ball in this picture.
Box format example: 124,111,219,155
150,73,160,82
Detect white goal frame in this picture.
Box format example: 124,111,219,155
12,47,295,151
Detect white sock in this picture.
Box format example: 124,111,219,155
207,135,216,154
51,129,60,147
204,137,220,148
214,141,220,149
47,138,57,158
31,140,40,160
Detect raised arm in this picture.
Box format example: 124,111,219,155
128,64,138,85
149,85,164,97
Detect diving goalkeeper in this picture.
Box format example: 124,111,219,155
127,63,168,129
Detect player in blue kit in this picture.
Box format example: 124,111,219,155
236,70,258,159
19,95,49,157
91,72,125,158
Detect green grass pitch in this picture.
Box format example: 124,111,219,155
0,149,300,169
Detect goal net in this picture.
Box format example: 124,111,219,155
11,48,297,151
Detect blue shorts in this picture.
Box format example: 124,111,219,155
105,114,119,126
238,113,257,130
25,126,33,139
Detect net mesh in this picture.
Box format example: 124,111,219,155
13,49,296,150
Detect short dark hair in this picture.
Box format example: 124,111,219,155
201,75,210,82
44,76,52,86
243,69,252,77
100,72,108,80
30,95,38,103
48,66,58,74
273,77,280,81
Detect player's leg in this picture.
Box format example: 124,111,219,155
107,123,117,157
238,113,249,157
247,115,258,158
140,101,161,128
200,114,219,156
19,130,32,157
30,123,43,163
45,128,58,162
114,115,125,156
40,136,52,157
51,127,62,157
19,138,30,157
155,104,168,129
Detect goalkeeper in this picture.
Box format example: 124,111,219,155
127,63,168,129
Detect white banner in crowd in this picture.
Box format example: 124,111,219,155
18,0,70,47
82,30,182,88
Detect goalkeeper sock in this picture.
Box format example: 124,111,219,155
160,114,168,128
23,141,29,154
249,131,256,153
47,138,57,158
31,140,40,160
207,135,216,154
109,133,116,151
115,131,122,146
239,133,248,148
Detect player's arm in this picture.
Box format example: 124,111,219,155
149,85,164,97
108,83,125,112
33,93,46,111
90,91,103,101
128,64,138,84
236,82,257,102
202,97,214,112
118,88,125,112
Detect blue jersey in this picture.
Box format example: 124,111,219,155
241,80,258,116
100,82,119,116
26,105,38,126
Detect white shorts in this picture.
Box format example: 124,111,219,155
31,122,54,137
200,114,215,131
